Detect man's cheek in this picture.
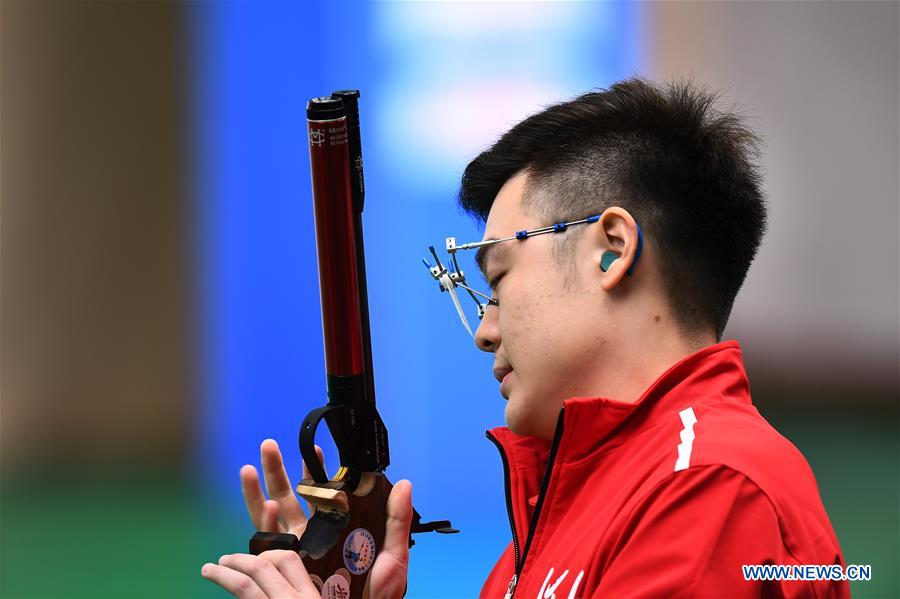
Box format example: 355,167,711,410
505,289,540,334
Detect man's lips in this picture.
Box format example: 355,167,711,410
494,366,513,400
493,366,513,383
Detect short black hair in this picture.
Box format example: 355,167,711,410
458,77,767,340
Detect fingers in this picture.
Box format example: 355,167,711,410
201,552,320,598
258,550,320,595
369,480,413,599
381,479,414,567
262,500,281,533
260,439,309,533
200,562,267,599
240,465,268,532
260,439,294,497
300,444,325,516
212,553,307,598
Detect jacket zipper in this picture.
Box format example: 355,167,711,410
486,431,521,580
486,408,566,598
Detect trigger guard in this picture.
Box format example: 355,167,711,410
299,404,340,483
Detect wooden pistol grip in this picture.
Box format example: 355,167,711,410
294,473,392,599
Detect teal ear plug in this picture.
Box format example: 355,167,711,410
600,221,644,274
600,251,617,272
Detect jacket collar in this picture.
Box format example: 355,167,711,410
487,340,751,467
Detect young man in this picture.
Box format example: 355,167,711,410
203,78,848,598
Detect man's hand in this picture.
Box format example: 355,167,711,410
201,550,320,598
239,439,323,540
200,439,412,598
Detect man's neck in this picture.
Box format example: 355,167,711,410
596,325,717,405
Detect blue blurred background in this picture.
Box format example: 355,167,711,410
2,2,897,597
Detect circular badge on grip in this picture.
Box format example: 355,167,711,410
322,573,349,599
342,527,376,575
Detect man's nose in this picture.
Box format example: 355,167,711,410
474,306,500,353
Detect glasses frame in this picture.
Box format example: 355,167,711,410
424,213,634,336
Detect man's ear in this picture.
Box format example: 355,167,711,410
591,207,642,292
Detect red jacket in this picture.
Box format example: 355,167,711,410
480,341,848,599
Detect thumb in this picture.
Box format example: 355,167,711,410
381,479,413,565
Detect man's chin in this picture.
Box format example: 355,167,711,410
503,402,518,432
504,401,533,437
504,399,557,440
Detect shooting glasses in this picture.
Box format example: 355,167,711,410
425,213,642,336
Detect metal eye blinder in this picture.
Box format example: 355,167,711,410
422,240,498,337
423,214,604,336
